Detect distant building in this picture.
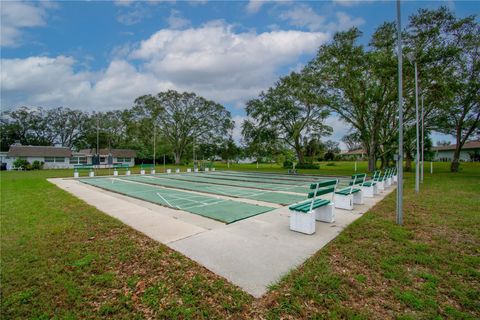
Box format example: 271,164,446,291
1,145,137,170
78,148,136,167
339,148,366,160
432,140,480,162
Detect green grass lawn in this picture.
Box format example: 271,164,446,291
1,162,479,319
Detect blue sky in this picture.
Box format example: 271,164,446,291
1,0,478,146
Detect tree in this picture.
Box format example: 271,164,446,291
134,90,233,164
307,26,398,172
241,121,281,163
244,71,331,164
407,8,480,172
48,107,90,148
341,132,362,152
0,107,56,148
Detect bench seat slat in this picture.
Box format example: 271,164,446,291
289,198,330,213
335,188,361,195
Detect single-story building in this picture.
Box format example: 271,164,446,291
339,148,366,160
78,148,136,167
1,145,137,170
432,140,480,162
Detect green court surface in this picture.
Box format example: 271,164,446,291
214,171,350,183
122,175,306,205
79,178,274,224
160,173,312,193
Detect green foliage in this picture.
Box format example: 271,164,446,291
295,163,319,169
31,161,44,170
13,158,30,170
282,160,294,169
244,71,332,164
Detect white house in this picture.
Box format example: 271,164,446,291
4,145,73,170
432,140,480,162
1,145,137,170
78,148,136,167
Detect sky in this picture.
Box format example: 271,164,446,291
1,0,478,148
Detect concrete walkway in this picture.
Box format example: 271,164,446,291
50,178,395,298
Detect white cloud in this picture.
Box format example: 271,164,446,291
279,4,364,32
116,6,149,25
0,1,49,47
113,0,136,7
129,21,328,103
1,22,328,112
245,1,266,14
166,9,191,29
332,0,373,7
232,115,247,143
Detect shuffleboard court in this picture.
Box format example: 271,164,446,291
212,171,351,183
122,175,306,205
79,178,274,223
159,173,312,193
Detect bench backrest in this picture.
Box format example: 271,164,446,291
140,164,154,169
372,170,381,181
382,168,390,180
74,165,93,171
307,179,338,212
113,164,129,169
349,173,366,187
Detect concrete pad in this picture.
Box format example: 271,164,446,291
49,178,216,243
169,187,396,297
50,177,395,298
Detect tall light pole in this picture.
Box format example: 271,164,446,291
421,94,424,183
396,0,404,225
407,52,420,194
153,123,156,168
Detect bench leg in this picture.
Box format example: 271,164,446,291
314,203,335,223
140,170,145,175
361,185,374,198
289,210,315,235
334,194,353,210
377,181,385,192
373,184,379,195
353,191,364,204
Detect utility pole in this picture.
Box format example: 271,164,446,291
396,0,404,225
153,124,156,169
406,52,420,193
421,94,424,183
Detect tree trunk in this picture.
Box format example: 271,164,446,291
174,151,182,164
450,146,461,172
405,152,412,172
367,154,376,172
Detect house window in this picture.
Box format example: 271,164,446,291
45,157,65,163
70,156,87,164
100,157,107,163
117,157,131,163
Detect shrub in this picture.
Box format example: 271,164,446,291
296,163,320,169
13,159,30,170
326,162,336,166
283,160,294,169
324,152,335,161
31,161,44,170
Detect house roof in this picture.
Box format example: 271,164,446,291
432,140,480,151
78,148,137,157
7,145,72,157
340,148,366,155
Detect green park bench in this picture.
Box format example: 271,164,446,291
140,164,155,174
73,165,94,178
289,179,338,235
361,171,379,197
113,163,130,176
334,173,365,210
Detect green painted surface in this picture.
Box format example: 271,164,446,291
79,178,274,223
159,173,312,193
122,175,306,205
